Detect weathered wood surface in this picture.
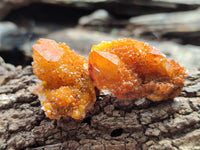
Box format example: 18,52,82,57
0,57,200,150
129,8,200,36
1,0,200,20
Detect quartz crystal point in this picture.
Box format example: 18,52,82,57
33,39,96,119
89,38,187,101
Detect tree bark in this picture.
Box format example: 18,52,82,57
0,57,200,150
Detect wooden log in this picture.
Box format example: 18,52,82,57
1,0,200,20
129,8,200,34
0,57,200,150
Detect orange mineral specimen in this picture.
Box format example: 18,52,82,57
32,39,96,119
89,38,187,101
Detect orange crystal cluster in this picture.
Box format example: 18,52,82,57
32,39,96,119
89,38,187,101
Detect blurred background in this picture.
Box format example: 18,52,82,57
0,0,200,68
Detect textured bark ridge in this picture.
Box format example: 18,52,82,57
0,57,200,150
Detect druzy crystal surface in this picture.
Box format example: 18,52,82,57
32,39,96,119
89,38,187,101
